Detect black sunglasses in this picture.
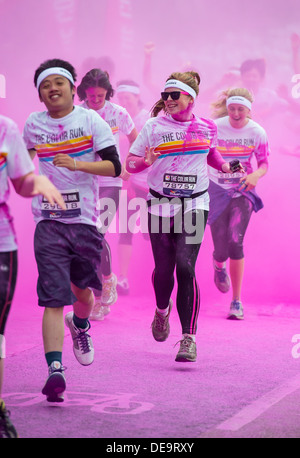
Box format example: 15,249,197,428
161,91,189,101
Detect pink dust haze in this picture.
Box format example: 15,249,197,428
0,0,299,310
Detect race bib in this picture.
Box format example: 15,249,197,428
163,173,197,197
41,189,81,219
217,170,245,185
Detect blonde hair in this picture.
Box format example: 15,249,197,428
151,71,200,117
210,87,254,119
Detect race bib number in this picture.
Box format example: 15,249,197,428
217,170,245,185
163,173,197,197
41,189,81,219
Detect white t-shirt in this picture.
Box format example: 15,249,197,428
209,116,270,190
0,115,35,251
81,100,135,188
129,114,217,215
23,106,116,226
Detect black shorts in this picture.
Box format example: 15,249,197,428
34,220,103,308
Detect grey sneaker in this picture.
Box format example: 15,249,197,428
151,299,173,342
213,260,230,293
175,336,197,362
101,273,118,306
89,297,105,321
42,361,66,403
65,312,94,365
0,400,18,438
227,300,244,320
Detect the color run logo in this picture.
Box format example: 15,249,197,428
291,74,300,98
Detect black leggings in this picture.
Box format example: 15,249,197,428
148,209,208,335
210,196,253,262
0,251,18,337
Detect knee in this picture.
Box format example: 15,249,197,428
176,261,195,281
75,287,94,307
228,241,244,260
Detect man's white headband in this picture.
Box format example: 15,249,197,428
37,67,75,90
116,84,140,95
164,79,197,99
226,96,252,110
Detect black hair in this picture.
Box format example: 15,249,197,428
240,59,266,79
34,58,77,92
77,68,114,101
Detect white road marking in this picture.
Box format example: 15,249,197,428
216,373,300,431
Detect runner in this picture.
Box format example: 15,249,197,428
23,59,121,402
0,114,65,434
126,71,238,361
77,69,137,319
208,87,269,319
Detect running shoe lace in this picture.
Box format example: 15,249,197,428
216,267,227,282
231,300,241,311
153,312,167,331
174,336,193,352
75,329,92,354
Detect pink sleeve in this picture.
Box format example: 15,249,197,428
207,147,226,171
126,153,150,173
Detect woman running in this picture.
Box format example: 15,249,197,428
77,69,138,319
208,88,269,320
126,71,237,362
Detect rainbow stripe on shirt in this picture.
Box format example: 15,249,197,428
217,145,255,162
35,136,93,162
156,138,211,159
111,126,119,135
0,153,7,171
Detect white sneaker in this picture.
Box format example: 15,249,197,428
101,305,111,316
117,276,130,295
65,312,94,365
101,273,118,306
89,297,105,321
227,300,244,320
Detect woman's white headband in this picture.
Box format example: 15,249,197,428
116,84,140,95
37,67,75,90
164,79,197,99
226,96,252,110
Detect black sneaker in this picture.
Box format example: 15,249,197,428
0,400,18,438
213,260,230,293
151,299,173,342
175,336,197,362
42,361,66,403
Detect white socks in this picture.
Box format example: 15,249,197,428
156,305,169,317
183,333,196,342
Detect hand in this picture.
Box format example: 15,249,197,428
53,153,76,171
238,172,259,192
221,162,231,173
33,175,66,209
228,159,245,173
120,163,131,181
144,146,160,166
